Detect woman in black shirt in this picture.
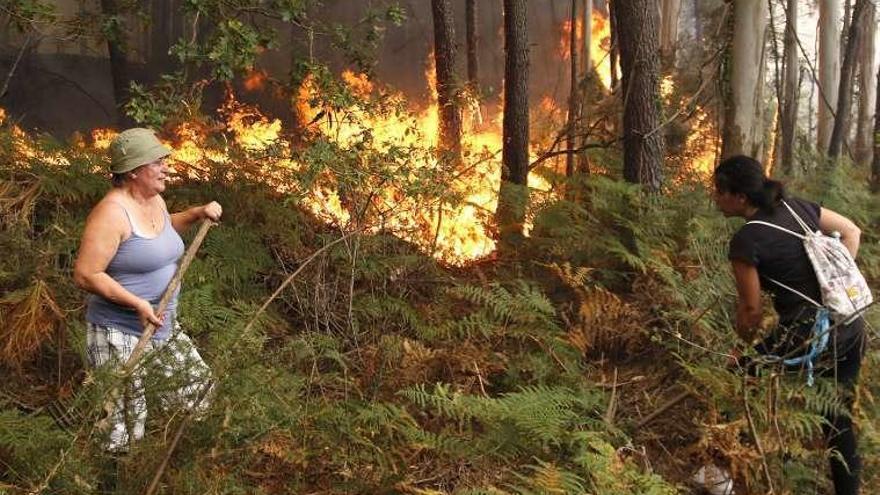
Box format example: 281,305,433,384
713,155,866,495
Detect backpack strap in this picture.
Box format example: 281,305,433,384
760,276,823,309
744,220,806,239
780,200,816,235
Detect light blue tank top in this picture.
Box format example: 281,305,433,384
86,203,185,340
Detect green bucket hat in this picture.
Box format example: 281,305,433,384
109,128,171,174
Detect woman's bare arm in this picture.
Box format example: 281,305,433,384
732,259,763,343
818,207,861,258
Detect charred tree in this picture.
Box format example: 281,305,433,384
721,0,767,160
855,1,876,166
466,0,479,92
567,0,581,179
431,0,462,162
828,0,869,158
614,0,664,191
100,0,135,127
780,0,799,174
496,0,530,249
818,0,842,152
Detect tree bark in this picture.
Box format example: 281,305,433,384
614,0,664,191
828,0,869,158
780,0,799,174
818,0,842,152
659,0,681,65
100,0,135,127
466,0,479,92
721,0,767,160
567,0,580,178
150,0,173,68
609,0,619,89
855,2,876,166
496,0,530,249
582,0,592,73
871,63,880,189
431,0,462,162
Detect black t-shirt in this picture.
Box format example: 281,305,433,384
728,197,822,326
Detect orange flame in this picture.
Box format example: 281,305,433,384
590,11,613,89
684,107,717,178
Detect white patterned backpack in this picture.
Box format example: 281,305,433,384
746,200,873,324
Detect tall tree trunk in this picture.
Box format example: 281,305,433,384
842,0,852,59
614,0,664,191
150,0,172,69
693,0,702,43
871,63,880,189
721,0,767,160
431,0,462,162
659,0,681,66
818,0,841,152
855,2,876,166
466,0,479,92
496,0,530,249
828,0,869,158
578,0,593,175
780,0,799,174
582,0,592,73
100,0,135,127
567,0,580,179
609,0,619,89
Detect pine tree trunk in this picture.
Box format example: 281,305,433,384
721,0,767,160
431,0,462,162
855,2,876,166
828,0,868,158
614,0,664,191
466,0,479,92
780,0,799,174
818,0,841,152
496,0,530,249
567,0,580,178
659,0,681,65
100,0,135,127
693,0,702,43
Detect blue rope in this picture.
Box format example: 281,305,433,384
769,309,831,387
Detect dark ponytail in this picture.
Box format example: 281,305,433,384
714,155,785,213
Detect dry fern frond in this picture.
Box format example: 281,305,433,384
0,278,63,369
0,178,40,229
567,286,646,358
547,262,594,289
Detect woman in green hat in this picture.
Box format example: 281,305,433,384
73,127,221,450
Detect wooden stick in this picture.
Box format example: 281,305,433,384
634,389,692,430
123,220,215,372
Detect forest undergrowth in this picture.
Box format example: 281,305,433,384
1,122,879,494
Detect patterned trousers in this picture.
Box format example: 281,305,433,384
86,322,212,451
